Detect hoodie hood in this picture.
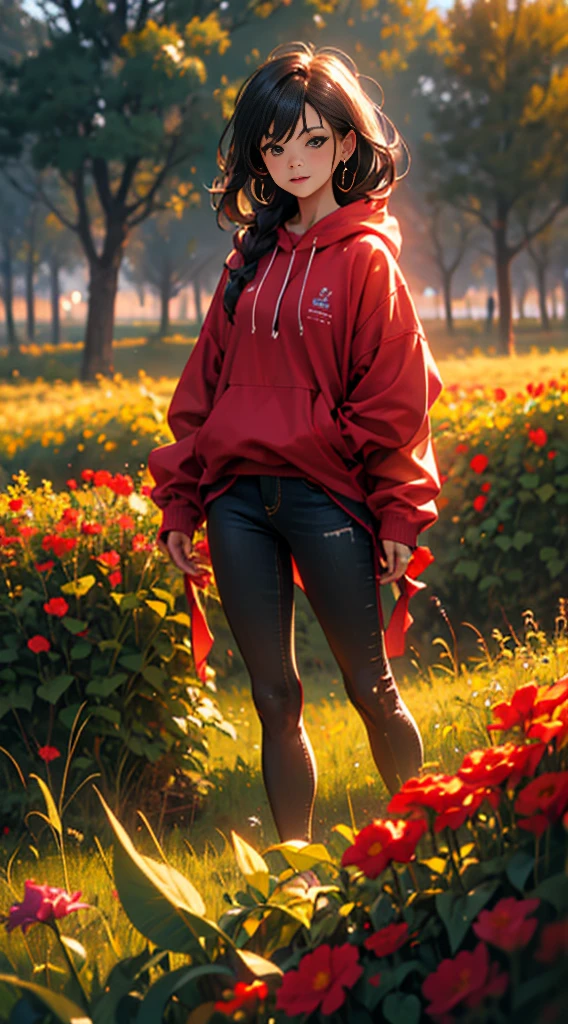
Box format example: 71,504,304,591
226,190,402,339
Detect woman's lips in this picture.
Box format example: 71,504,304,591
290,176,309,182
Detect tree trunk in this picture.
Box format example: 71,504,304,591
516,284,528,320
81,260,120,381
50,255,61,346
1,237,18,353
25,243,35,342
536,264,550,331
550,286,558,322
442,273,454,333
563,274,568,325
193,276,203,329
159,272,171,338
494,226,515,356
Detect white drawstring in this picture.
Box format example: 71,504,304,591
250,235,319,337
271,249,296,338
251,246,278,334
297,237,317,336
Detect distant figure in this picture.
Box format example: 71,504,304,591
486,293,495,333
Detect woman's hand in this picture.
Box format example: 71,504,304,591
378,539,412,584
157,530,209,579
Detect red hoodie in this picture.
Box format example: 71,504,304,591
148,191,444,681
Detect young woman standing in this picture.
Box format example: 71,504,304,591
148,42,444,846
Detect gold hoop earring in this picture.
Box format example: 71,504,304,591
336,149,359,193
251,176,275,205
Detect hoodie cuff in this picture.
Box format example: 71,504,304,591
378,513,418,550
157,504,199,545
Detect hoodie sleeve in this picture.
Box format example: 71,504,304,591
147,264,230,544
336,262,444,551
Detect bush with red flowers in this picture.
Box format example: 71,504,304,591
0,470,234,833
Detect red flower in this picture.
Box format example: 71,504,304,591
43,597,69,618
35,560,55,573
364,921,409,957
108,570,122,588
109,473,134,496
458,742,545,790
422,942,508,1017
81,522,103,535
6,881,89,934
214,980,268,1016
117,514,135,530
515,772,568,836
60,508,80,525
141,484,153,496
528,427,548,448
494,387,507,401
81,469,95,482
470,454,489,474
387,773,452,816
547,450,557,460
98,550,120,567
341,818,426,878
275,943,363,1017
480,481,492,493
51,537,78,557
38,746,61,764
472,897,540,952
18,526,39,539
487,683,538,733
93,469,113,488
455,443,469,454
473,495,487,512
27,636,51,655
535,918,568,964
66,479,78,490
8,498,23,512
132,533,152,552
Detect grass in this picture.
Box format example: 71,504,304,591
0,622,565,989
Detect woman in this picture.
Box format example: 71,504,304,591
147,42,444,846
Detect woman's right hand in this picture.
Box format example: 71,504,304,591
157,530,208,578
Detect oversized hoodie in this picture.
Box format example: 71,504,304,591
147,191,444,682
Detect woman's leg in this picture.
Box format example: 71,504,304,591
273,478,423,796
205,476,318,841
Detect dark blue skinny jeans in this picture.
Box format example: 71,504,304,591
205,474,423,842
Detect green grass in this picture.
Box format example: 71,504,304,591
0,625,565,989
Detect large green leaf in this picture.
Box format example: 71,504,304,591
262,839,335,871
36,674,75,704
135,964,234,1024
231,831,270,899
436,881,499,954
383,992,421,1024
0,975,91,1023
96,789,226,956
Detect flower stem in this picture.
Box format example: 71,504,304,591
50,922,89,1012
389,865,405,908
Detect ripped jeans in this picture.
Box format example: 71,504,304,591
205,474,424,842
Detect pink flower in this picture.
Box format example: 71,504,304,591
6,881,89,934
472,897,540,952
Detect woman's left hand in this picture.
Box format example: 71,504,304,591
378,539,412,584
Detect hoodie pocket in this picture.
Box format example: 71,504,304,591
312,389,359,470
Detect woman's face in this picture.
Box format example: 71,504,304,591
258,102,356,198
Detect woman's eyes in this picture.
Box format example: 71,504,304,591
269,135,328,156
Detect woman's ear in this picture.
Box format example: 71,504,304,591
340,128,357,163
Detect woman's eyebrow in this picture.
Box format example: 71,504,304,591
260,124,324,154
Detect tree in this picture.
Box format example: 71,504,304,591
421,0,568,355
0,0,279,380
0,176,26,352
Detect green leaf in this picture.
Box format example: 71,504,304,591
528,873,568,913
494,535,512,552
505,849,534,893
0,649,18,664
168,612,190,627
60,575,96,598
383,993,421,1024
540,547,559,561
69,642,91,660
512,965,566,1011
98,639,122,652
478,574,502,592
150,587,175,612
547,559,566,580
29,773,62,836
0,975,91,1023
518,473,539,489
511,530,533,551
135,964,234,1024
536,484,555,503
556,473,568,489
36,674,75,704
231,831,270,899
86,674,128,698
62,618,89,635
454,560,479,582
436,881,499,954
119,653,144,672
142,665,167,688
263,839,335,870
59,935,87,964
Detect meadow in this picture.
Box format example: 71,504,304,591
0,323,567,1021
